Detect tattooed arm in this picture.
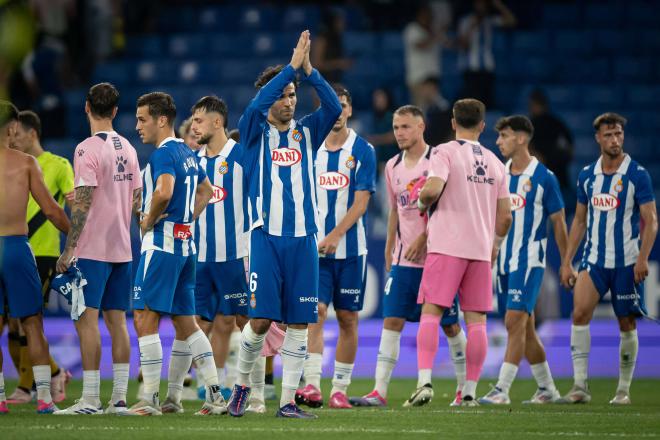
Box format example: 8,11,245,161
56,186,94,273
132,187,142,221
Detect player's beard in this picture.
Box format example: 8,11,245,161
198,133,212,145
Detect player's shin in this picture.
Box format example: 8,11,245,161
167,340,192,402
138,334,163,405
463,321,488,399
186,330,219,398
237,322,266,385
447,329,467,391
617,329,638,394
416,314,441,387
570,324,590,388
250,355,266,403
280,327,308,407
374,328,401,398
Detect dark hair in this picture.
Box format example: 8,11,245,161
18,110,42,139
255,64,298,90
87,82,119,118
393,104,425,120
593,112,627,131
452,98,485,129
0,100,19,128
494,115,534,137
191,95,229,128
529,88,548,108
228,128,240,143
333,84,352,106
136,92,177,126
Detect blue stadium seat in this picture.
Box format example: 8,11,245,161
542,4,581,28
168,34,206,58
574,135,600,161
517,56,553,81
592,30,627,53
92,62,131,86
562,111,595,137
625,3,657,26
511,31,550,53
239,6,280,32
584,3,623,28
626,85,660,109
544,85,579,111
344,32,377,56
613,57,652,80
554,31,593,54
281,6,320,32
581,85,625,108
379,32,404,55
123,36,163,58
134,60,177,85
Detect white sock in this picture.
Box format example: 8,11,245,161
0,372,6,401
447,329,467,391
331,361,354,395
462,380,477,399
303,352,323,390
280,327,308,407
167,339,192,402
250,356,266,402
374,329,401,398
226,330,241,387
417,369,432,388
495,362,518,394
111,363,130,404
187,330,219,401
530,361,556,391
216,367,227,388
571,324,590,388
81,369,100,406
139,333,163,404
618,330,638,393
237,323,266,386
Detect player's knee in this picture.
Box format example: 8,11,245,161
383,317,405,332
504,311,528,335
441,323,460,338
618,316,636,332
249,318,271,335
336,310,358,331
317,303,328,321
572,307,592,325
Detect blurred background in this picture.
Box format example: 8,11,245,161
0,0,658,379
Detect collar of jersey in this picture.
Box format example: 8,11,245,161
402,143,430,166
456,138,481,146
198,139,237,159
320,128,356,153
158,136,183,149
594,154,630,175
505,157,538,176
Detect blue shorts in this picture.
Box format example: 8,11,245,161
382,265,459,326
133,250,196,316
579,262,647,318
76,259,131,311
0,236,43,318
196,258,249,322
318,255,367,312
496,267,544,315
248,227,318,324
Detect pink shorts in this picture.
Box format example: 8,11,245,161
261,322,286,356
417,253,493,312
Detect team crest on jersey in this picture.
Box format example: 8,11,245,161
592,193,620,211
523,179,532,192
319,172,349,190
271,148,302,166
209,185,227,204
292,129,303,142
614,179,623,193
345,155,356,169
250,293,256,308
510,193,526,211
218,161,229,175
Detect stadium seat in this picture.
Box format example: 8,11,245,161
281,6,320,32
613,57,652,80
379,32,404,55
574,136,600,161
123,36,163,58
584,3,623,28
344,32,377,56
625,3,657,26
626,85,660,109
92,62,131,86
541,4,581,28
582,85,625,108
511,31,550,53
554,31,593,54
562,111,595,137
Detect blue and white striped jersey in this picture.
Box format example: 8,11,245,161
194,139,249,263
577,154,655,268
497,158,564,275
239,64,342,237
141,137,206,256
315,129,376,259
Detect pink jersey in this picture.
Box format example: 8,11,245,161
385,147,431,268
73,131,141,262
426,140,508,261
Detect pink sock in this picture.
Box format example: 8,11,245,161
466,322,488,382
417,314,441,370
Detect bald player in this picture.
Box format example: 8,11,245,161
0,100,70,414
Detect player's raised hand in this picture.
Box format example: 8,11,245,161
290,30,310,70
303,32,313,76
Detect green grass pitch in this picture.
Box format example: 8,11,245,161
1,378,659,439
